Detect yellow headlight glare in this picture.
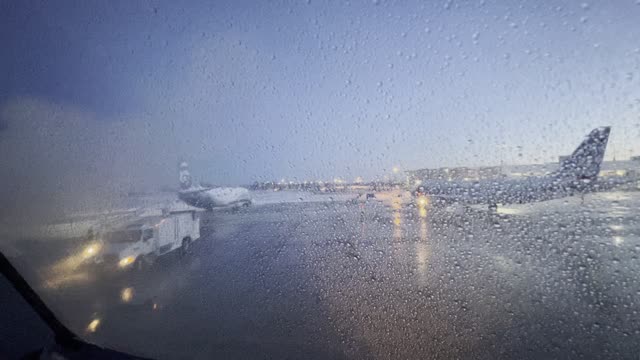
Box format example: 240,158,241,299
118,256,135,268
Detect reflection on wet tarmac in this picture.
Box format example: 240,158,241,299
13,190,640,359
415,212,431,285
44,271,90,289
86,318,100,333
391,196,403,241
418,205,427,218
121,287,134,303
44,241,104,289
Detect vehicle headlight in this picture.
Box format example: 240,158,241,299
418,196,428,206
118,256,135,268
82,243,101,259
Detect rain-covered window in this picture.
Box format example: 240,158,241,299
1,1,640,359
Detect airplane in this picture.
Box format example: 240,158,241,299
177,162,252,210
413,127,613,210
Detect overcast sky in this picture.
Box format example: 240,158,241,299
2,0,640,205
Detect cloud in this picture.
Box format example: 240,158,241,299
0,96,181,222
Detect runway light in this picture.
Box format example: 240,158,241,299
87,318,100,333
119,256,135,268
121,287,134,303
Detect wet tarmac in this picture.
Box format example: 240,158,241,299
5,190,640,359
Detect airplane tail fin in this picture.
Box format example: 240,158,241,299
179,161,193,190
555,127,610,181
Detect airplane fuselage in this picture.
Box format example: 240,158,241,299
414,127,612,207
416,175,594,206
178,186,252,210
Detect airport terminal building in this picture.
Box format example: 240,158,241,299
405,158,640,185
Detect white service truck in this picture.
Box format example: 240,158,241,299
89,210,200,271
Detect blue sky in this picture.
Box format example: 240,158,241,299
2,0,640,191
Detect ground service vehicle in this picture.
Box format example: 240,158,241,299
92,210,200,271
